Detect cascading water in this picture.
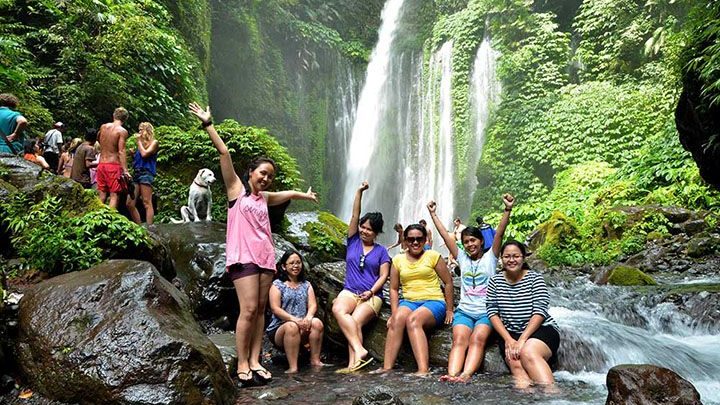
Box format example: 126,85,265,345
398,41,455,229
339,0,407,221
549,279,720,404
466,36,501,214
326,59,360,211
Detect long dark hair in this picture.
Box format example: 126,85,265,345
500,240,530,270
242,156,277,196
276,250,306,282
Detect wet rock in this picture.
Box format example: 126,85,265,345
17,260,234,404
257,387,290,401
661,284,720,332
352,386,404,405
309,262,508,373
154,223,296,325
605,364,702,405
605,265,657,286
558,329,607,373
686,234,717,258
681,220,706,236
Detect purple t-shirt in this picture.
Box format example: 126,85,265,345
344,233,391,298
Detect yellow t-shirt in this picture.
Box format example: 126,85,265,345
392,250,444,301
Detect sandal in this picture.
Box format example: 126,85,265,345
251,368,273,384
236,370,255,388
349,356,374,372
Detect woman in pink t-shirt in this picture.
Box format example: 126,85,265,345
190,103,318,387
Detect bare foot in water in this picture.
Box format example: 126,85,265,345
310,361,326,368
456,374,472,383
285,368,299,374
369,368,391,375
412,370,431,378
439,374,457,382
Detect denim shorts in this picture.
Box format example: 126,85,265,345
399,299,446,326
132,168,155,186
453,308,492,329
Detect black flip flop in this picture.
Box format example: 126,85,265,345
236,370,255,388
251,368,272,385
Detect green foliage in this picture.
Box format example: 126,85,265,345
0,0,206,133
607,265,657,286
153,120,302,222
0,193,149,275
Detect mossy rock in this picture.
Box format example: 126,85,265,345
645,231,665,242
528,211,580,251
302,211,348,263
686,234,718,258
607,265,657,286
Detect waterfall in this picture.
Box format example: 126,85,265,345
326,59,360,211
339,0,407,221
397,41,455,229
466,36,501,215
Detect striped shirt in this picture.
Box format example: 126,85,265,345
486,270,557,334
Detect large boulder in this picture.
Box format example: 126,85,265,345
16,260,234,404
602,265,657,286
153,222,297,326
606,364,702,405
308,261,508,373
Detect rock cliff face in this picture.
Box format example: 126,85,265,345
17,260,234,404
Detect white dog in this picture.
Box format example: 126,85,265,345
171,168,216,223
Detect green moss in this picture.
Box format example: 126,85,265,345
607,265,657,286
303,211,348,260
646,231,665,241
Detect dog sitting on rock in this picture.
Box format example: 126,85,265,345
171,168,216,223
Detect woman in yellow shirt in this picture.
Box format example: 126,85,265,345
378,224,454,375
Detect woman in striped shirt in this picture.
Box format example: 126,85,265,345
486,241,560,388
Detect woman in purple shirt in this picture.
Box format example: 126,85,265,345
332,181,390,373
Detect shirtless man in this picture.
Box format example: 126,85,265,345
96,107,130,209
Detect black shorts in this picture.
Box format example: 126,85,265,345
498,325,560,367
227,262,275,281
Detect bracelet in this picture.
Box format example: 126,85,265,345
200,119,213,129
504,207,512,212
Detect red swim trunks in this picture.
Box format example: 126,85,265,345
96,162,127,194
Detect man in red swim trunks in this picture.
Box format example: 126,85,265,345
97,107,130,209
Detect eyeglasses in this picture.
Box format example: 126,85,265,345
359,254,366,271
406,236,425,244
501,255,523,260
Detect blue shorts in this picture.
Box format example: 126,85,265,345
132,168,155,186
452,308,492,329
399,299,446,326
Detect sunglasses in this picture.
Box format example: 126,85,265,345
406,236,426,244
359,254,366,270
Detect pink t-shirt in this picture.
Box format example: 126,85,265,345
226,192,275,271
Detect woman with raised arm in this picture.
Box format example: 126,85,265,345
266,250,325,373
378,224,454,376
487,240,560,388
189,103,318,387
332,181,391,372
428,194,514,383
